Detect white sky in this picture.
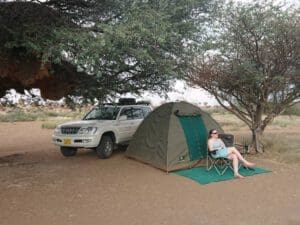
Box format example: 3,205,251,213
2,83,218,107
121,80,219,107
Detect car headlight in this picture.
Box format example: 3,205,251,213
54,127,61,135
78,127,98,135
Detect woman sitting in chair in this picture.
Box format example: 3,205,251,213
208,129,255,179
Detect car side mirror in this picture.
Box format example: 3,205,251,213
119,115,127,121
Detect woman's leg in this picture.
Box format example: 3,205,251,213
227,154,244,178
227,147,255,167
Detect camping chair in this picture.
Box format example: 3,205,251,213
206,133,248,175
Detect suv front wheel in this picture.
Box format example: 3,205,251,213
96,135,114,159
60,147,78,157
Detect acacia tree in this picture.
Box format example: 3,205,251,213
188,1,300,152
0,0,211,101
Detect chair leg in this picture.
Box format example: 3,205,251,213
206,156,213,171
214,163,229,175
207,156,231,176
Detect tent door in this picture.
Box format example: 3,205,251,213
177,115,208,161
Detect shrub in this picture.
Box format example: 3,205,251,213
0,109,38,122
204,106,229,115
282,103,300,116
0,108,86,122
41,122,58,129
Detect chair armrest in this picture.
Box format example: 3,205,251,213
219,133,234,147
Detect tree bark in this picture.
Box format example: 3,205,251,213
250,128,264,153
248,104,265,153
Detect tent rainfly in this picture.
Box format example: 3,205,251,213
125,101,224,172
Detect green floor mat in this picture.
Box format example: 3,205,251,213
173,166,271,184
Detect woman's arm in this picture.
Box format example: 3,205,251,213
219,138,226,148
208,139,220,151
208,139,214,151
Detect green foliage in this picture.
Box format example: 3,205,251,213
0,2,70,62
189,0,299,129
188,0,299,151
62,0,209,100
0,0,211,101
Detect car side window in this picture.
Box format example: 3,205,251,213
142,107,151,117
120,107,133,120
132,108,144,119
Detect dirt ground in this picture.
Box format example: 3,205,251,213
0,121,299,225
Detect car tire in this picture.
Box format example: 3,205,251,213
96,135,114,159
60,147,77,157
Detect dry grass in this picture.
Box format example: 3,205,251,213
262,133,300,164
212,113,300,165
0,108,86,129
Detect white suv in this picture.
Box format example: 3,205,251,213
52,102,152,158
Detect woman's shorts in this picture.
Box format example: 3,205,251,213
212,147,228,158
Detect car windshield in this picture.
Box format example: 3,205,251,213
83,106,120,120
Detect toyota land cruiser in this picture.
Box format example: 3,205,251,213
52,99,152,159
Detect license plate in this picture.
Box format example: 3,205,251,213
63,139,71,145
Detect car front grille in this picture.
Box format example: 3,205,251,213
61,127,80,134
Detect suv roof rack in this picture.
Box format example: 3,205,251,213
101,103,116,106
118,98,136,105
98,98,150,106
136,101,151,105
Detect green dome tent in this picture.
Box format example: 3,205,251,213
125,101,223,172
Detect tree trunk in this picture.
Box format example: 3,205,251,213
250,128,264,153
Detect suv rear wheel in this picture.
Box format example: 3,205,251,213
60,147,77,157
96,135,114,159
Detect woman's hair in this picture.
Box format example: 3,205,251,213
208,129,217,139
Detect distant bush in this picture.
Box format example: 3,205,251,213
0,108,86,122
41,122,58,129
44,111,61,117
272,120,289,127
282,103,300,116
0,109,39,122
203,106,229,115
44,110,84,118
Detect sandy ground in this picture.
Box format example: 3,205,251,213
0,121,299,225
